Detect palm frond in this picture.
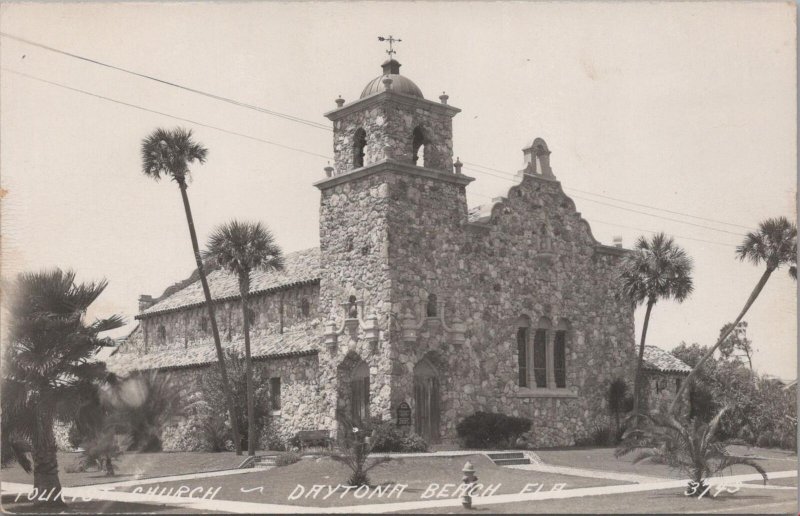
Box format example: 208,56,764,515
204,219,284,290
140,127,208,184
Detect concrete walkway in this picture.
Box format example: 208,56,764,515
506,463,668,484
3,470,795,514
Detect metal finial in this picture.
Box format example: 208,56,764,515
377,35,402,59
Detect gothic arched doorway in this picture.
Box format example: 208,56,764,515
336,353,371,437
414,357,441,443
350,361,370,425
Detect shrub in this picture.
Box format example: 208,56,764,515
161,418,207,452
197,350,270,452
330,414,390,486
275,451,302,467
456,412,531,449
259,422,286,452
74,431,123,476
399,433,429,453
104,371,186,452
575,425,612,447
358,418,428,453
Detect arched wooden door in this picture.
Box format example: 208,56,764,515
350,361,370,425
414,358,440,444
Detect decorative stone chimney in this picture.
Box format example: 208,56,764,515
138,294,155,313
613,236,623,248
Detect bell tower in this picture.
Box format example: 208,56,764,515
324,58,461,175
314,53,474,430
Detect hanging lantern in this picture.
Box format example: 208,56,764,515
362,313,380,344
401,309,418,343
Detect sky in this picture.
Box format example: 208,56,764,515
1,2,796,379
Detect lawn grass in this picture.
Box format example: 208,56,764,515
0,451,244,487
114,454,631,507
1,497,220,514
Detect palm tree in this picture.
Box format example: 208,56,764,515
205,220,284,456
616,408,767,494
140,127,242,455
670,216,796,414
617,233,694,424
1,269,124,506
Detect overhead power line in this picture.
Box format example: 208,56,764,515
2,32,760,237
3,68,333,160
0,31,332,132
462,160,755,231
460,165,748,237
5,53,755,242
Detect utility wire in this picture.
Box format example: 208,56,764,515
2,32,760,236
460,166,747,237
3,68,333,160
5,56,755,242
0,31,332,132
463,160,755,231
467,188,737,247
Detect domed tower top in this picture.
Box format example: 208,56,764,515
322,37,464,178
360,59,424,99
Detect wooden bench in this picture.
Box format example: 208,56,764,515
296,430,332,451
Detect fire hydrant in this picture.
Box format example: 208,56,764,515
461,461,478,509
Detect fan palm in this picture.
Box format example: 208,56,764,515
140,127,241,455
205,220,284,455
671,217,796,414
616,408,767,494
616,233,694,424
1,269,124,505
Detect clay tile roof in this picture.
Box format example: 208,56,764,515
137,248,321,319
104,329,319,375
642,346,692,374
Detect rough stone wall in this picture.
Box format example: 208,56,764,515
156,355,320,450
317,170,394,433
330,96,455,174
121,283,320,354
642,371,688,412
317,162,636,448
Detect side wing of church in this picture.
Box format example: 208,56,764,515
108,57,637,448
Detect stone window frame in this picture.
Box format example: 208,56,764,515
353,128,367,169
412,125,428,167
425,293,438,318
516,315,576,398
269,377,282,414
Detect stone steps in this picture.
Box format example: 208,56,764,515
486,452,531,466
239,454,278,469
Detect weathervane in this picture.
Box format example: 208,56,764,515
377,35,401,59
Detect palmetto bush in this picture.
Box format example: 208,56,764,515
616,408,767,494
103,371,186,452
330,414,390,486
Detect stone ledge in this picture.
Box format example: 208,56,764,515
314,159,474,190
515,388,579,399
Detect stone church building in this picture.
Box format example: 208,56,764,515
109,57,639,448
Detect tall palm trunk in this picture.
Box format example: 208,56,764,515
178,181,242,455
670,267,774,415
632,298,655,427
239,276,256,456
32,408,64,506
